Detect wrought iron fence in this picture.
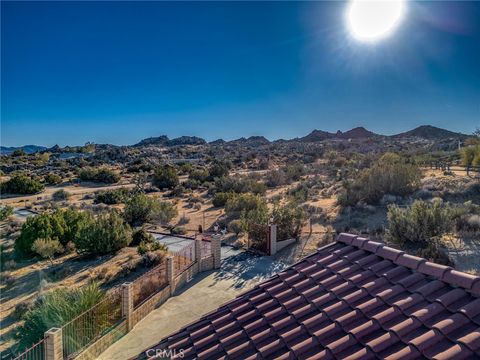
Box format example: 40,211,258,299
61,287,122,359
170,241,195,275
132,262,168,309
11,339,45,360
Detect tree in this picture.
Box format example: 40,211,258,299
271,203,305,241
460,145,480,175
131,228,155,246
32,238,62,264
74,211,132,255
152,166,179,189
123,193,159,226
77,167,120,184
208,161,231,180
15,209,91,257
13,149,26,157
152,201,178,224
1,174,44,195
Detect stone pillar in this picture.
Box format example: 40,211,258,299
121,282,134,332
166,255,175,295
195,237,202,263
44,327,62,360
211,234,221,269
269,224,277,256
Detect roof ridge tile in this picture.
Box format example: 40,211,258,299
337,233,480,294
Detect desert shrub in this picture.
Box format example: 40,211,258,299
137,240,167,255
338,153,420,206
31,238,63,263
75,211,132,255
417,242,454,266
212,192,234,207
94,188,131,204
189,169,210,183
460,145,480,168
213,176,266,195
178,214,190,225
44,173,62,185
52,189,70,201
170,226,186,235
78,167,120,184
0,205,13,221
16,209,91,257
208,160,231,180
271,203,305,241
131,228,155,246
141,250,166,267
225,193,267,217
265,164,306,188
153,201,178,224
1,174,44,195
228,219,243,235
15,283,105,348
152,165,179,189
386,200,455,246
287,183,309,203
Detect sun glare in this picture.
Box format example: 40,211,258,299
346,0,406,43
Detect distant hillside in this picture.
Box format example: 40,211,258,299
134,135,206,147
336,127,379,139
392,125,468,140
228,136,270,146
0,145,47,155
298,127,378,142
298,130,335,142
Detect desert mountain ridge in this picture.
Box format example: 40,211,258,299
1,125,470,154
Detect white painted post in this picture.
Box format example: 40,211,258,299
44,327,63,360
121,282,134,331
269,224,277,256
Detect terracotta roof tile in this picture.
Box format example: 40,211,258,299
137,233,480,360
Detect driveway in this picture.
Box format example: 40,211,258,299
99,248,288,360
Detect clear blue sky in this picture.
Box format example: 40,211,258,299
1,1,479,147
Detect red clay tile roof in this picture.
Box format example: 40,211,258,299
138,233,480,360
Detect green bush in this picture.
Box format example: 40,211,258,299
75,211,132,255
271,203,305,241
1,174,44,195
16,209,91,257
338,153,420,206
137,240,167,255
123,194,176,226
212,192,234,207
213,176,266,195
94,188,131,204
386,200,455,246
131,228,155,246
225,193,267,217
44,173,62,185
52,189,70,201
152,166,179,189
78,167,120,184
0,205,13,221
228,219,243,235
15,283,105,349
170,226,186,235
208,160,231,180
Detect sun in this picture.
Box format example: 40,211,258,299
346,0,406,43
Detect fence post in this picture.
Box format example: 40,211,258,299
166,255,175,295
121,282,134,332
44,327,63,360
269,224,277,256
211,234,221,269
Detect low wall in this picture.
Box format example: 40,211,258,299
200,255,214,272
174,262,199,290
276,238,297,252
